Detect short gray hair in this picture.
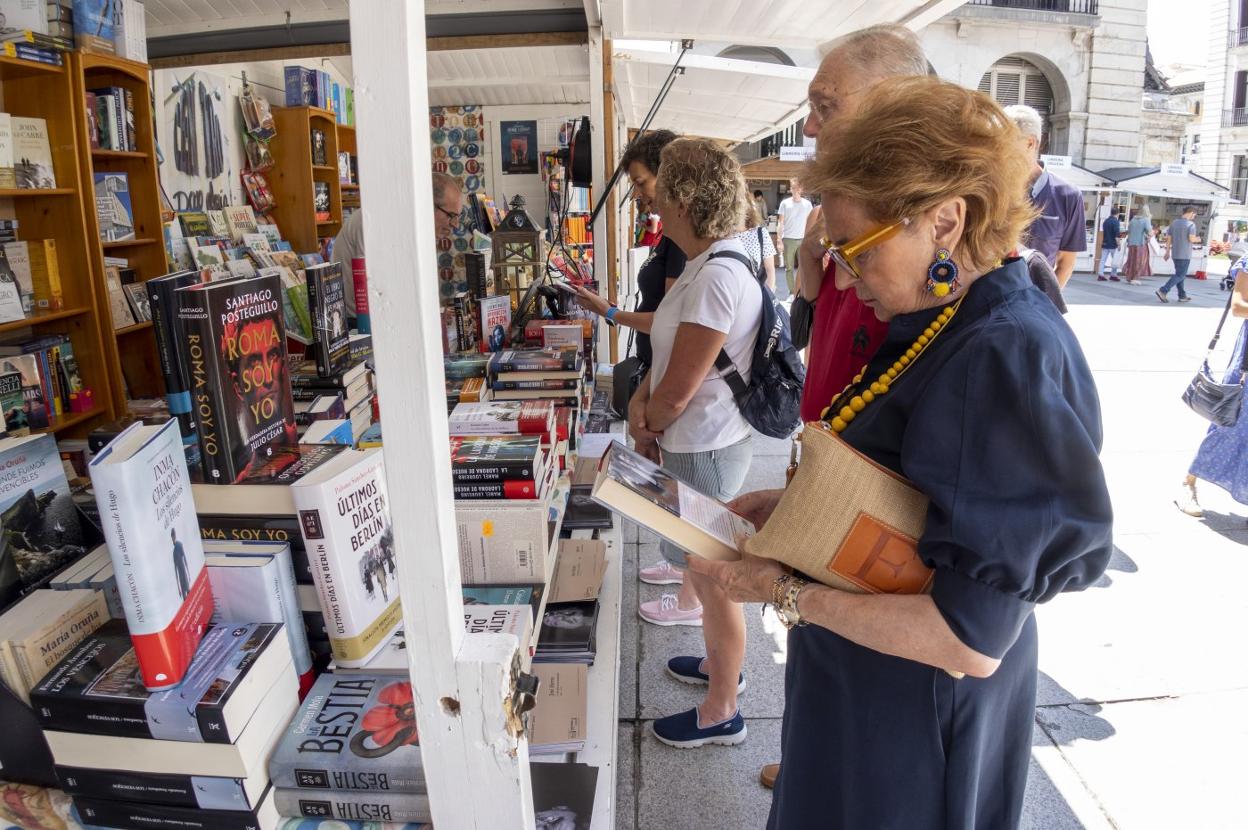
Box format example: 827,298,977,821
820,24,928,80
432,171,459,205
1003,104,1044,140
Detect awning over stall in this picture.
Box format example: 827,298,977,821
1097,166,1231,204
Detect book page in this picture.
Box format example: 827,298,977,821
677,486,756,550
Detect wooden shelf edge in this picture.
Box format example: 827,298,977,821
312,164,336,171
34,406,107,435
114,320,153,336
91,149,148,160
101,237,159,249
0,306,92,334
0,54,64,75
78,52,148,81
0,188,74,198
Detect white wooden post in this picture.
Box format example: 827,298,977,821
348,2,533,828
588,25,609,361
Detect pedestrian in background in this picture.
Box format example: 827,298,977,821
1157,206,1201,304
777,179,813,300
1179,251,1248,516
1099,212,1122,282
1123,206,1153,285
752,189,769,226
1005,104,1086,287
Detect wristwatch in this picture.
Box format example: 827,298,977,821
771,574,809,630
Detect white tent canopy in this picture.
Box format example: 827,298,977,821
1097,166,1231,204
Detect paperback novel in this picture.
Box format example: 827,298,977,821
305,262,351,377
145,271,201,446
292,449,401,667
177,273,298,484
448,434,544,482
269,673,425,793
87,420,214,689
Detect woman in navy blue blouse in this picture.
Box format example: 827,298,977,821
686,77,1114,829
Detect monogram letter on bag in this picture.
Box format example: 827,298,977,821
829,514,934,594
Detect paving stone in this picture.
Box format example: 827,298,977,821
614,722,638,830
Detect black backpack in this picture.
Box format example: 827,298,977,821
708,248,806,439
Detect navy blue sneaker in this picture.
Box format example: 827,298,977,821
666,656,746,694
651,707,747,748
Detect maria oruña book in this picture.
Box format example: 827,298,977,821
0,587,108,704
1,433,100,610
305,262,351,378
269,673,425,793
292,449,401,668
30,619,290,743
591,440,756,563
177,272,299,484
87,420,214,689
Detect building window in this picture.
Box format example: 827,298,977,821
978,56,1056,143
1232,156,1248,204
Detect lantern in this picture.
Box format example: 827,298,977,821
490,195,544,311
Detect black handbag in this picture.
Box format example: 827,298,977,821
612,324,647,418
1182,290,1248,427
790,295,814,350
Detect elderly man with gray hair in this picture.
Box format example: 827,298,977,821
1004,103,1086,287
332,170,463,316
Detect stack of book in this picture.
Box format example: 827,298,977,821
31,621,297,830
0,587,107,704
487,346,583,404
290,358,375,444
0,332,79,432
533,540,607,666
267,674,431,824
444,352,490,413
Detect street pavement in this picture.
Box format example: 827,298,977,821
615,263,1248,829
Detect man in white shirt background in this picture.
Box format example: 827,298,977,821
776,179,813,300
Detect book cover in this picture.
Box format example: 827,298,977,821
269,674,424,794
180,211,213,237
535,600,598,659
443,353,488,380
541,323,584,353
57,763,269,812
224,205,259,241
0,248,23,323
592,440,755,562
292,449,400,667
0,354,49,430
25,238,62,310
0,587,107,703
305,262,351,378
352,258,370,334
31,619,288,743
491,378,580,391
310,129,327,166
0,433,98,608
2,241,33,314
284,66,315,107
313,181,331,222
197,514,313,584
275,787,431,823
479,295,511,352
123,282,152,322
146,270,204,445
0,370,27,435
527,662,587,753
204,541,313,687
449,435,543,482
206,210,229,237
11,116,54,188
177,273,299,485
447,401,554,437
0,112,13,189
87,420,214,689
301,418,353,445
94,171,134,241
455,473,556,584
489,347,581,374
72,0,116,53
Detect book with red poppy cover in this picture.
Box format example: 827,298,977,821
269,673,425,793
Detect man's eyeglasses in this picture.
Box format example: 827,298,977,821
435,204,460,222
821,219,910,281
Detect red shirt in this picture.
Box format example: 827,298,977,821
799,263,890,422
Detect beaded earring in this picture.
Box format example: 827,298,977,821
926,249,960,297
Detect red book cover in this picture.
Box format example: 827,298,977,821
351,257,369,317
452,479,540,499
176,273,298,484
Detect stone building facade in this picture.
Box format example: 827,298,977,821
1198,1,1248,232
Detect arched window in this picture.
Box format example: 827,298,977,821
978,56,1056,139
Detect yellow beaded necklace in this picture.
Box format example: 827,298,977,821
821,298,964,433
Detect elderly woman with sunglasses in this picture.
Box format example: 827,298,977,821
685,77,1113,830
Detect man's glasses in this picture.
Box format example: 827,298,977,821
435,204,460,222
821,219,910,281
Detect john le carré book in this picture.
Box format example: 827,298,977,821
30,620,290,743
292,449,402,668
177,272,298,484
305,262,351,377
87,420,214,689
592,440,756,563
269,673,424,793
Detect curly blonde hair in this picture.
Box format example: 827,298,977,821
657,138,748,239
803,76,1037,272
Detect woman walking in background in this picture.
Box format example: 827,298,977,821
1124,206,1153,285
1178,251,1248,517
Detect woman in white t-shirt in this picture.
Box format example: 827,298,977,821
628,137,762,749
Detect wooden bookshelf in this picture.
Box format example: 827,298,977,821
69,52,168,411
269,106,354,252
0,56,118,437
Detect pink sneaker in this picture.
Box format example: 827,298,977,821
640,559,684,585
639,594,703,626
